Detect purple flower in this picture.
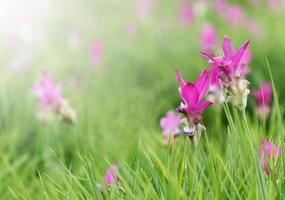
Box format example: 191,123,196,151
253,83,272,119
33,72,62,108
175,69,213,146
33,72,76,123
213,0,228,18
227,6,244,25
207,65,226,104
202,36,251,109
239,48,251,78
200,24,217,52
176,69,213,123
254,83,272,107
105,165,118,187
259,140,281,176
202,36,250,80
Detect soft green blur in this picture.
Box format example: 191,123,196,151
0,0,284,199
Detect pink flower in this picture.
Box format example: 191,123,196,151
90,41,104,67
202,36,250,81
259,140,281,176
239,48,251,77
105,165,118,187
136,0,153,20
254,83,272,107
160,111,180,137
33,72,62,108
33,72,77,124
227,6,244,25
213,0,228,17
202,36,251,109
253,83,272,119
210,65,221,90
179,5,194,26
267,0,285,10
245,19,264,39
176,69,213,123
207,65,226,104
200,24,217,52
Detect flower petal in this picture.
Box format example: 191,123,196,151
223,36,234,60
201,51,216,64
195,70,211,100
181,83,199,109
175,69,186,89
232,40,250,69
195,100,213,115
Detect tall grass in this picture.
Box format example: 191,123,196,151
0,0,284,199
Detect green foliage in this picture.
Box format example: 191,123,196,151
0,0,284,199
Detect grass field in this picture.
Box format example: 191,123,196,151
0,0,285,199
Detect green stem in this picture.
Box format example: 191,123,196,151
242,110,268,200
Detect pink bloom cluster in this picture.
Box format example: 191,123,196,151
33,72,76,123
203,36,251,109
253,83,272,119
213,0,244,24
259,140,281,176
213,0,264,38
161,36,252,146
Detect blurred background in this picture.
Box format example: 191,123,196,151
0,0,285,194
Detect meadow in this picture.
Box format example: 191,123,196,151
0,0,285,199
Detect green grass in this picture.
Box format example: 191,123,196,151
0,0,285,199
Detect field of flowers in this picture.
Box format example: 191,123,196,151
0,0,285,199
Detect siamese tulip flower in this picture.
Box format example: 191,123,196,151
160,111,181,144
105,165,118,187
33,72,76,124
202,36,250,109
200,24,217,53
259,140,281,176
33,72,63,108
176,69,213,146
253,83,272,119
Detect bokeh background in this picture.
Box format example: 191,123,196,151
0,0,285,197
